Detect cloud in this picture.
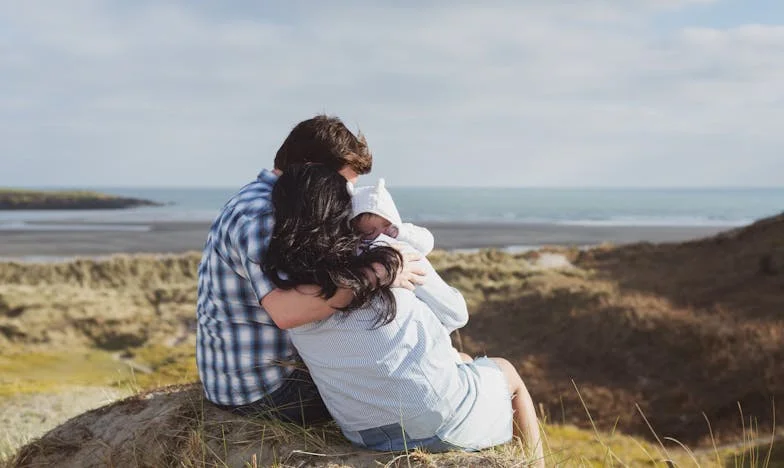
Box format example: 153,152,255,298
0,1,782,187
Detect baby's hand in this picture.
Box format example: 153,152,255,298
383,224,399,238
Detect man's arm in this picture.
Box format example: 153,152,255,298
261,252,427,330
261,285,352,330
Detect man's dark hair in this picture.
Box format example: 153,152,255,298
264,164,401,326
274,115,372,175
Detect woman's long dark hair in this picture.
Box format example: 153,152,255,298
264,164,402,326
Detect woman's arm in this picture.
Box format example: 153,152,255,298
372,234,467,331
411,255,468,333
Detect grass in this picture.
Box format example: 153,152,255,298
131,343,199,388
0,341,780,465
1,248,781,446
2,211,784,465
0,350,135,397
4,382,779,467
0,344,780,466
1,248,781,445
0,344,198,398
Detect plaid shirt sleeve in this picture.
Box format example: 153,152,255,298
233,214,275,303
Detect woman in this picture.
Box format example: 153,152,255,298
264,164,544,465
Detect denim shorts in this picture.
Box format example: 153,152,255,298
354,423,463,453
352,357,513,453
217,368,332,426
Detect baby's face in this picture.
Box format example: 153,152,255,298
354,213,392,240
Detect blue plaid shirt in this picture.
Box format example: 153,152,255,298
196,169,296,406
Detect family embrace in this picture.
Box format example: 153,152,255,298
196,115,544,465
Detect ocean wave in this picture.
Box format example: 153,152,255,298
554,217,754,227
0,221,152,232
407,214,755,227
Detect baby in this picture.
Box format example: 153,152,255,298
351,178,470,364
350,178,434,255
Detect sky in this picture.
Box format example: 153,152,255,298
2,0,784,188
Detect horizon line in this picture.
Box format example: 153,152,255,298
4,184,784,191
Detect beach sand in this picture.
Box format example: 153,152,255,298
0,220,730,259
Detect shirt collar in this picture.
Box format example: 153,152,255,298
257,168,279,185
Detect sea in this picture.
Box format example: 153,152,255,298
1,187,782,232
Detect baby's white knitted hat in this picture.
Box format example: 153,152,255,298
350,178,403,227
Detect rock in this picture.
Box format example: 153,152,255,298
532,253,574,270
10,385,524,468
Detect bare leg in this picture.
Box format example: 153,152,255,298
490,357,544,467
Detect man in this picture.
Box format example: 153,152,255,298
196,115,425,424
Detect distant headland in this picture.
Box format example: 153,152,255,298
0,188,162,210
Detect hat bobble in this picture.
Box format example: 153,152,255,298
350,177,403,227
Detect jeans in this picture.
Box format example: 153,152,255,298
217,368,332,426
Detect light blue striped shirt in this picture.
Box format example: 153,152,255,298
289,240,470,441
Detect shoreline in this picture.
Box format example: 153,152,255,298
0,220,731,260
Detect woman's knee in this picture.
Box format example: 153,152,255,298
489,357,524,394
